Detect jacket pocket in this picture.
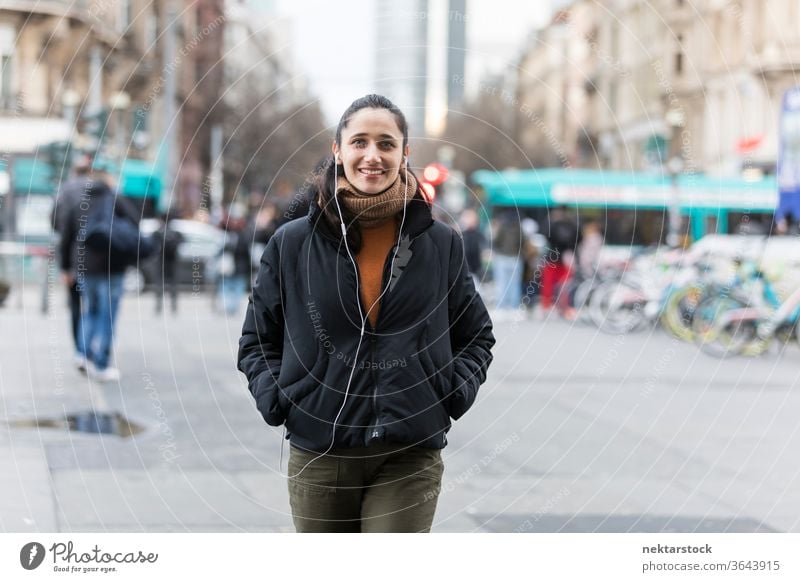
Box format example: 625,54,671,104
416,320,456,416
278,342,326,416
278,375,318,416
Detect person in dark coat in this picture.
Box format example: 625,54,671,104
154,210,183,314
491,210,524,312
459,208,487,279
52,156,92,360
237,95,495,533
541,207,579,310
59,170,141,382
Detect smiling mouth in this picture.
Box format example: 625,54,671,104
359,168,386,176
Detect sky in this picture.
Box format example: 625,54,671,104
269,0,553,127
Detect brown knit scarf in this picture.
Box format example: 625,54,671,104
336,171,417,228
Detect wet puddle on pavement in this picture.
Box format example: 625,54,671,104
6,412,145,437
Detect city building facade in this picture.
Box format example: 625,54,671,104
375,0,429,137
513,0,800,179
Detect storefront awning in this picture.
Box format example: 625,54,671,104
119,159,162,199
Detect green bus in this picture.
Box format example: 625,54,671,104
472,168,776,245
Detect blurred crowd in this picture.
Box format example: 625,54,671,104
452,205,604,322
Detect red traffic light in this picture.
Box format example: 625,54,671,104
420,182,436,203
422,162,449,186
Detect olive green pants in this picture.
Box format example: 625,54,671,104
287,443,444,533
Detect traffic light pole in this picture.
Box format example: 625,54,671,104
2,154,15,241
158,0,179,215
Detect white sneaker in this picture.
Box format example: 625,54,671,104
532,305,548,321
510,308,526,324
92,366,121,382
490,309,514,323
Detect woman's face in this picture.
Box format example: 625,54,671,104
334,108,409,195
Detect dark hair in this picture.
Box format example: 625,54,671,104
335,94,409,150
315,94,420,252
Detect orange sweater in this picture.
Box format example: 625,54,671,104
356,219,398,328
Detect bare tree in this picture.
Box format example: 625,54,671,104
417,91,562,183
222,76,329,205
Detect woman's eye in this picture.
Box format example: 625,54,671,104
379,142,395,150
352,139,366,147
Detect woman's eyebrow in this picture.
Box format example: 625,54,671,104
349,132,399,141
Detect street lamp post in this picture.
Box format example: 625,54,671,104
159,0,179,214
109,91,131,162
1,154,14,241
665,108,686,248
61,89,81,128
437,145,465,213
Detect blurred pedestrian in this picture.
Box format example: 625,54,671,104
270,179,311,230
154,210,183,315
491,210,524,314
218,220,250,315
51,155,92,360
238,94,495,533
59,163,148,381
576,221,604,279
245,203,278,277
459,208,487,281
541,207,578,311
520,218,541,308
774,212,799,236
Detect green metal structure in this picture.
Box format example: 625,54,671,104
473,168,777,240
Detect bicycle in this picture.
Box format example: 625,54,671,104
693,263,799,357
700,284,800,357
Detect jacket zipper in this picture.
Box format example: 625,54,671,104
373,241,397,331
347,227,425,442
368,241,402,441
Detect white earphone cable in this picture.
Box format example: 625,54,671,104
286,154,409,478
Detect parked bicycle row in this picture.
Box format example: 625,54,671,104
487,234,800,359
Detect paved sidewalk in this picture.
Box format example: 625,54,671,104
3,284,800,533
2,286,294,532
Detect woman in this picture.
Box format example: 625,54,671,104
238,94,495,533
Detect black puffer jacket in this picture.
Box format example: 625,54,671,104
237,194,495,452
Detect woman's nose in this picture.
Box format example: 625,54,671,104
363,143,381,161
